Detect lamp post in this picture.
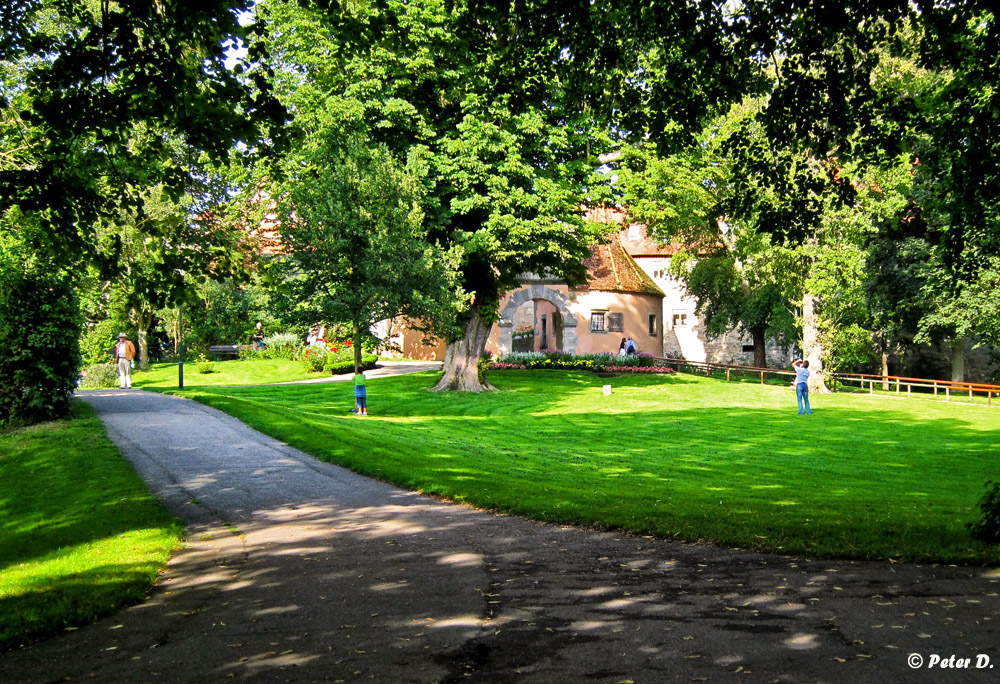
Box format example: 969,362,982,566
178,304,184,390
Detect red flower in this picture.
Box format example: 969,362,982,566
331,347,338,353
345,340,352,346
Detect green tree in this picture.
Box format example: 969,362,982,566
617,106,798,369
0,223,82,426
278,138,464,373
256,0,617,390
0,0,285,276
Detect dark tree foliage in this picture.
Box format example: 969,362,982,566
0,1,286,275
0,268,82,427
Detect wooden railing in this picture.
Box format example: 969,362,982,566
656,357,1000,407
831,372,1000,407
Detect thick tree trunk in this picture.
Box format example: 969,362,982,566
881,350,890,391
801,291,831,394
432,305,496,392
751,326,767,368
951,340,964,382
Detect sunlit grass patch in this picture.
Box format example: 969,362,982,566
0,403,182,648
178,370,1000,564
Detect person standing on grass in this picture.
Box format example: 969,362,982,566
354,371,368,415
792,358,812,415
114,332,136,389
619,337,628,357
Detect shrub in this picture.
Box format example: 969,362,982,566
195,354,216,374
967,481,1000,544
0,270,82,427
491,351,674,375
79,319,119,366
256,332,302,361
78,363,119,389
326,353,378,375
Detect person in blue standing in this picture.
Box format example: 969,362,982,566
353,371,368,416
792,358,812,415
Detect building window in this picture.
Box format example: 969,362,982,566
590,312,606,333
608,313,624,332
742,344,755,353
628,223,641,239
648,314,657,335
672,312,688,328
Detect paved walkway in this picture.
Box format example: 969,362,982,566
1,387,997,683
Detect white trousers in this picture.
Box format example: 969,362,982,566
117,358,132,388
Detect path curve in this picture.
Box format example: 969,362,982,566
1,389,997,683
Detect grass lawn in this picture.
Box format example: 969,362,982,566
176,369,1000,564
0,402,183,649
133,358,321,388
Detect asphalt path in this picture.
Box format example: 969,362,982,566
1,381,997,683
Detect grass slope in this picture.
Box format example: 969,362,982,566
133,358,319,388
178,370,1000,564
0,402,182,649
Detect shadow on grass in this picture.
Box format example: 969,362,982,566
0,562,165,649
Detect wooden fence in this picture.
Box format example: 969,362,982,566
657,357,1000,408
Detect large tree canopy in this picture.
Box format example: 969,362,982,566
0,0,285,275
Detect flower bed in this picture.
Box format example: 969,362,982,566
490,351,674,375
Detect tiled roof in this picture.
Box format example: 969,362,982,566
585,206,682,257
577,236,665,297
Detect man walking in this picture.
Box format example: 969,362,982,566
115,332,136,389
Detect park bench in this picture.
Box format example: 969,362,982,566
208,344,251,360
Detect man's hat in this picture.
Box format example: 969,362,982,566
118,332,127,338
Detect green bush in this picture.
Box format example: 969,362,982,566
0,270,83,427
326,354,378,375
252,332,302,361
79,320,120,366
967,481,1000,544
195,354,216,374
78,363,119,389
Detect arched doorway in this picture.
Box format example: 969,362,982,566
497,285,577,355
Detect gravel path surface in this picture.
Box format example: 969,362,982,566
1,387,997,683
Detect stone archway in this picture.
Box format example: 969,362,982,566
497,285,578,355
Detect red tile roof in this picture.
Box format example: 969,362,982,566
578,236,665,296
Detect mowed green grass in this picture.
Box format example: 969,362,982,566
179,370,1000,564
133,358,320,388
0,403,183,649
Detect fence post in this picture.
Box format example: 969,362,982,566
946,386,950,402
726,369,731,381
896,378,901,394
760,371,765,384
907,384,911,398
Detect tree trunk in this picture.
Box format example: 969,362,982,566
801,291,831,394
751,326,767,368
432,305,496,392
353,320,363,374
134,309,153,370
881,350,890,391
951,340,964,382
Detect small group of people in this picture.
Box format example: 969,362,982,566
618,337,637,356
306,325,327,346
